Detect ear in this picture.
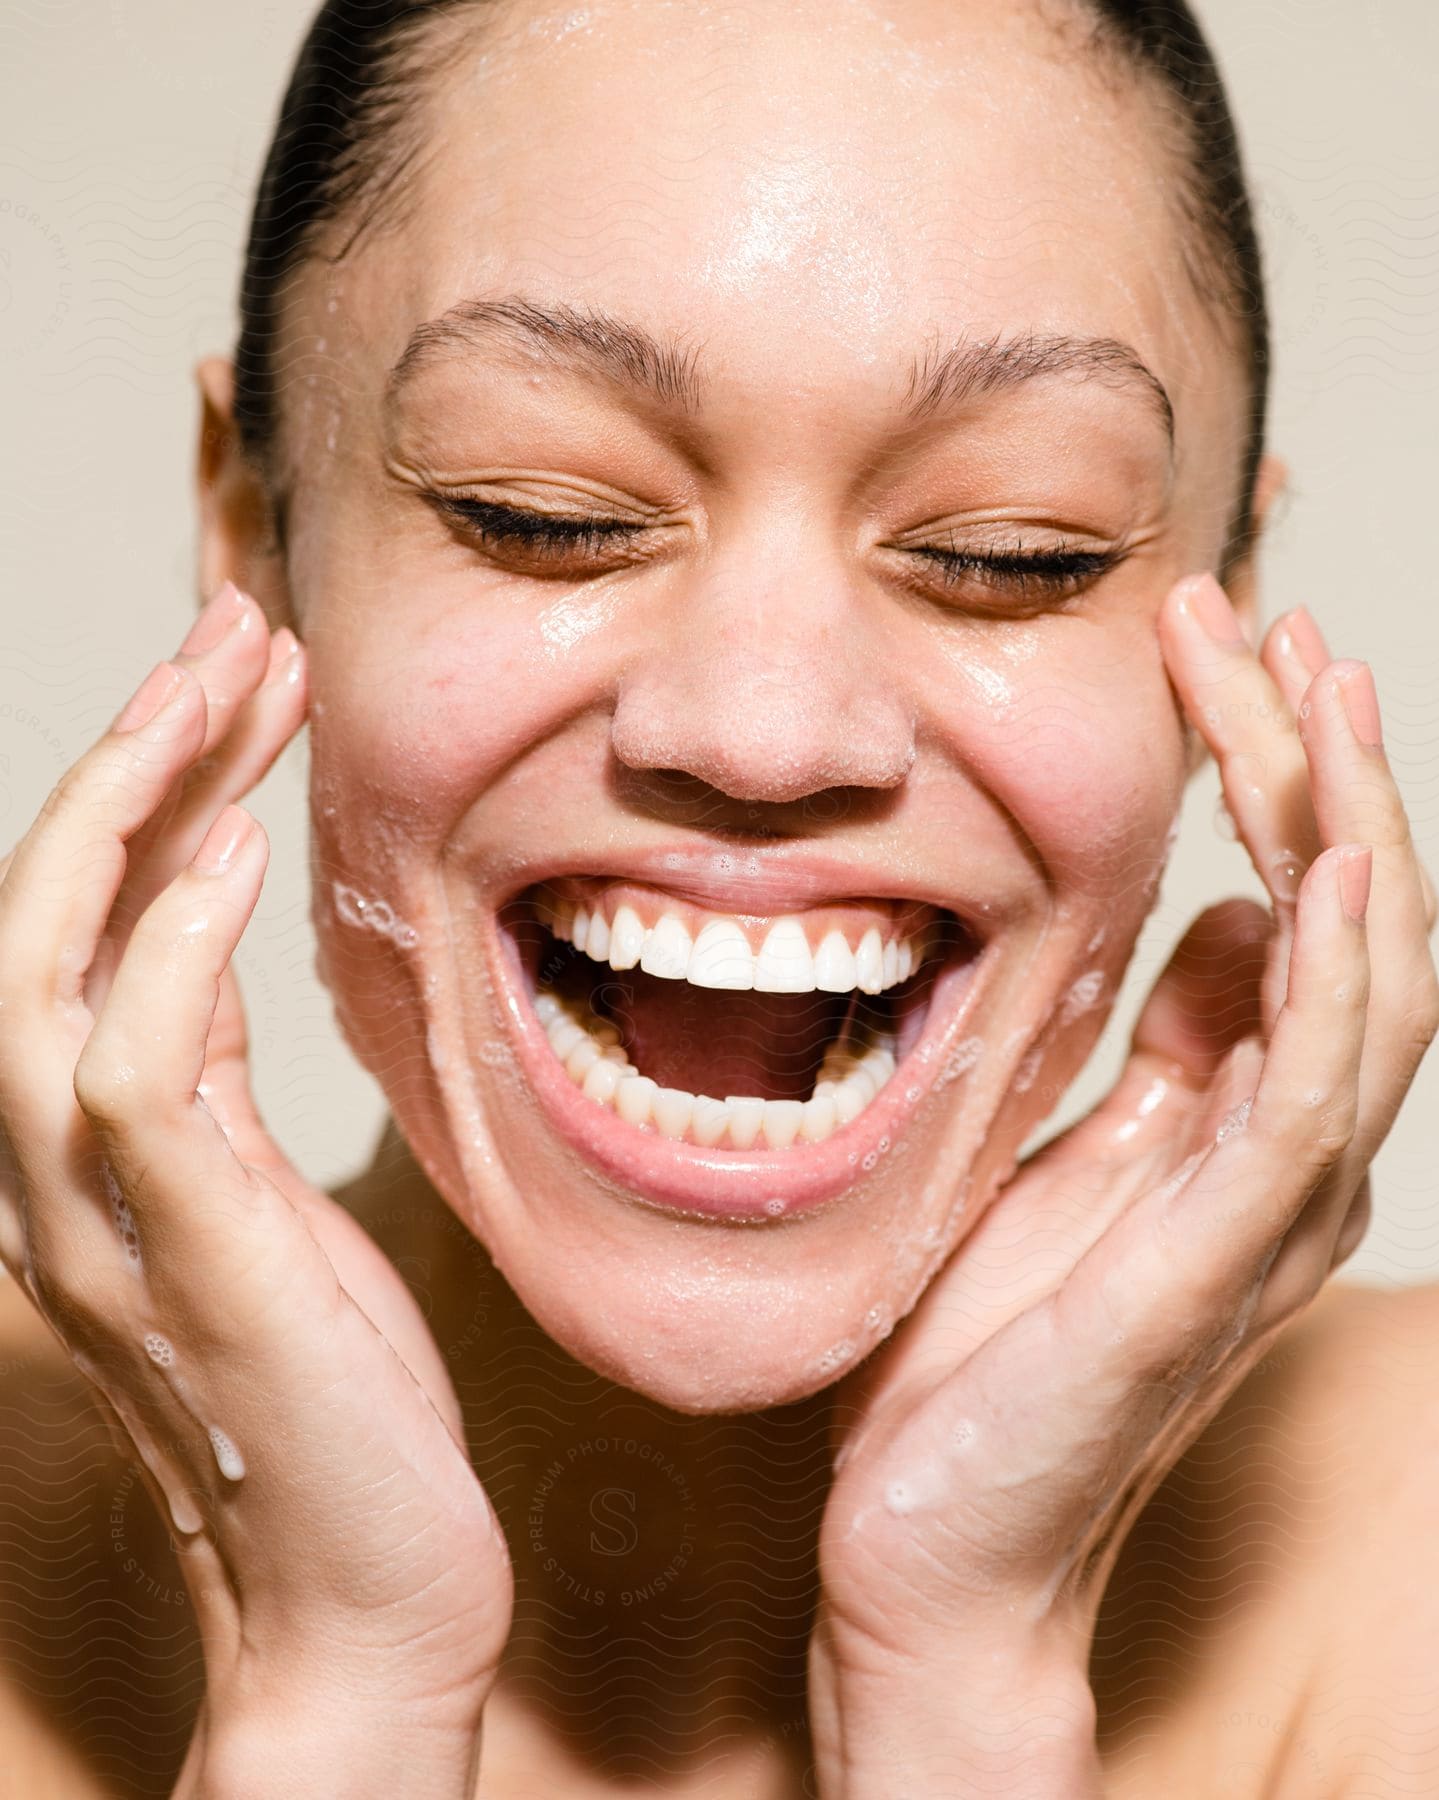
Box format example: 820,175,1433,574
193,355,295,632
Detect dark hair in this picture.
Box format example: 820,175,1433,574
234,0,1269,566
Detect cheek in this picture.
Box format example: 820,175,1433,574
926,621,1185,902
306,591,613,837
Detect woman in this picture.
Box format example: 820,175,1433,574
1,0,1435,1793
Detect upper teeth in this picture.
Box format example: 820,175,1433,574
550,902,923,996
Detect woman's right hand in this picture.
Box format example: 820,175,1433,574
0,584,513,1795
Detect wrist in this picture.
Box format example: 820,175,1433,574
811,1617,1103,1800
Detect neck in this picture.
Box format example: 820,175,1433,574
346,1121,829,1794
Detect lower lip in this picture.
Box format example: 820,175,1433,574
489,922,987,1222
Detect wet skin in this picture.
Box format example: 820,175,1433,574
1,1,1436,1796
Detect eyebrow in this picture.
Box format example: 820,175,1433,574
384,293,1174,446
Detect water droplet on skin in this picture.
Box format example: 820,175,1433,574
1269,849,1305,903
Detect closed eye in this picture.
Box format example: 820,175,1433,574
428,495,1123,602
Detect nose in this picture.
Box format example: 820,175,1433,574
609,561,916,805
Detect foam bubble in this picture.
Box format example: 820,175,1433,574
1060,970,1105,1026
100,1163,143,1273
332,881,420,948
207,1425,246,1482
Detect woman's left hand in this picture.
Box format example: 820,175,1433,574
808,574,1439,1797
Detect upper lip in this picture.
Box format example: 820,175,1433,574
494,840,995,943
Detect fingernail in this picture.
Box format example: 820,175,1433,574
192,804,254,875
180,581,250,658
263,626,302,684
1333,660,1383,749
1337,846,1373,924
113,661,187,734
1180,573,1246,647
1287,606,1330,674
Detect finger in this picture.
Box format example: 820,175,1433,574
172,581,274,755
100,591,284,939
1260,605,1329,713
1031,899,1270,1188
1126,898,1269,1091
72,805,268,1178
1328,1174,1372,1270
1230,612,1432,944
867,901,1273,1416
110,627,305,933
1137,843,1370,1340
928,850,1374,1592
1161,574,1323,922
64,808,313,1313
0,664,207,1022
1297,660,1439,1156
20,807,265,1292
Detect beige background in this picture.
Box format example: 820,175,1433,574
2,2,1435,1283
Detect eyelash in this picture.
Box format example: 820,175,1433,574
430,496,1121,601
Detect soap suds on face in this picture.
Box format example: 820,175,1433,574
935,1035,984,1090
143,1333,175,1368
539,595,611,654
1059,970,1105,1026
332,881,420,948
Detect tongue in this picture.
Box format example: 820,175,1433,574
603,974,849,1101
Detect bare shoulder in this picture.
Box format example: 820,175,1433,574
0,1273,201,1798
1096,1278,1439,1799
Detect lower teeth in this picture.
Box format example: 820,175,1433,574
533,988,896,1149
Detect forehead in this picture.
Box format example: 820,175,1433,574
322,0,1234,448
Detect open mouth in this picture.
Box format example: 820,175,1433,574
499,877,977,1161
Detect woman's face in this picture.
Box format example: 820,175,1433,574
248,0,1254,1409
